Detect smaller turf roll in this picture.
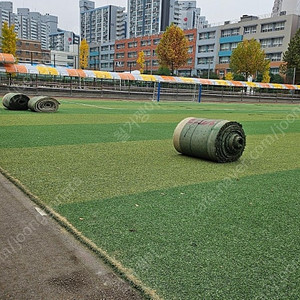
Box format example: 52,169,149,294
28,96,60,113
2,93,30,110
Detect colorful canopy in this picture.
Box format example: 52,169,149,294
2,63,300,90
0,53,15,64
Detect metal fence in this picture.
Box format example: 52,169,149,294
0,73,299,103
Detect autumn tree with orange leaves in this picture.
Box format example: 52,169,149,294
156,24,189,75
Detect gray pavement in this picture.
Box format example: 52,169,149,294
0,173,143,300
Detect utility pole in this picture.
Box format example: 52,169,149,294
293,67,296,85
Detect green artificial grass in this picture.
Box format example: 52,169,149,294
56,169,300,300
0,98,299,299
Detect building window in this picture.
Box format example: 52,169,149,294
153,39,160,45
221,28,240,37
127,61,136,67
261,21,285,33
185,34,194,41
187,58,193,65
244,25,257,34
128,51,137,58
197,57,213,65
116,43,125,49
116,61,124,67
128,42,137,48
219,56,230,64
199,31,215,40
261,23,274,32
144,50,151,56
220,43,230,51
198,44,214,53
260,37,283,48
116,53,125,59
270,67,280,74
274,21,285,31
152,60,159,66
101,45,109,51
266,52,282,61
141,40,151,46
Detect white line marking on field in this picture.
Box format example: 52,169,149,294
63,101,126,110
35,207,47,216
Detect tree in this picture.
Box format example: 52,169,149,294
136,51,145,74
1,22,17,56
262,70,270,83
156,24,189,75
156,66,171,76
225,72,234,81
79,39,89,69
283,28,300,83
230,39,270,80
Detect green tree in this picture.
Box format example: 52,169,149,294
283,28,300,83
156,24,189,75
136,51,145,74
1,22,17,56
156,66,171,76
79,39,89,69
230,39,270,80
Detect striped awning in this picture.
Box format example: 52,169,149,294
1,63,299,91
0,53,15,64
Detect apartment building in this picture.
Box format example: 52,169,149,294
0,2,58,49
89,42,115,71
272,0,300,16
17,8,58,49
127,0,172,37
114,29,197,76
127,0,205,38
80,3,126,43
173,1,204,30
196,14,300,78
0,1,18,34
49,30,80,52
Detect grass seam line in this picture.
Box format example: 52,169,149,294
0,166,163,300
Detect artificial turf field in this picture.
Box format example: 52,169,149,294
0,98,299,299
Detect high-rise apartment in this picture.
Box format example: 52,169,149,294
80,2,126,44
0,2,58,50
127,0,173,37
49,30,80,52
127,0,205,38
17,9,58,49
173,1,203,30
272,0,300,16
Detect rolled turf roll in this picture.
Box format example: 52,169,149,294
28,96,60,113
2,93,30,110
173,117,246,163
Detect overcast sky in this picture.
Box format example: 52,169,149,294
9,0,275,34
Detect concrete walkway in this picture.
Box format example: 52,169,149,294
0,173,143,300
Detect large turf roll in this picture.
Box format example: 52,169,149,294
2,93,30,110
173,117,246,163
28,96,60,113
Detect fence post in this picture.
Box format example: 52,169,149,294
198,84,202,103
157,82,161,102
